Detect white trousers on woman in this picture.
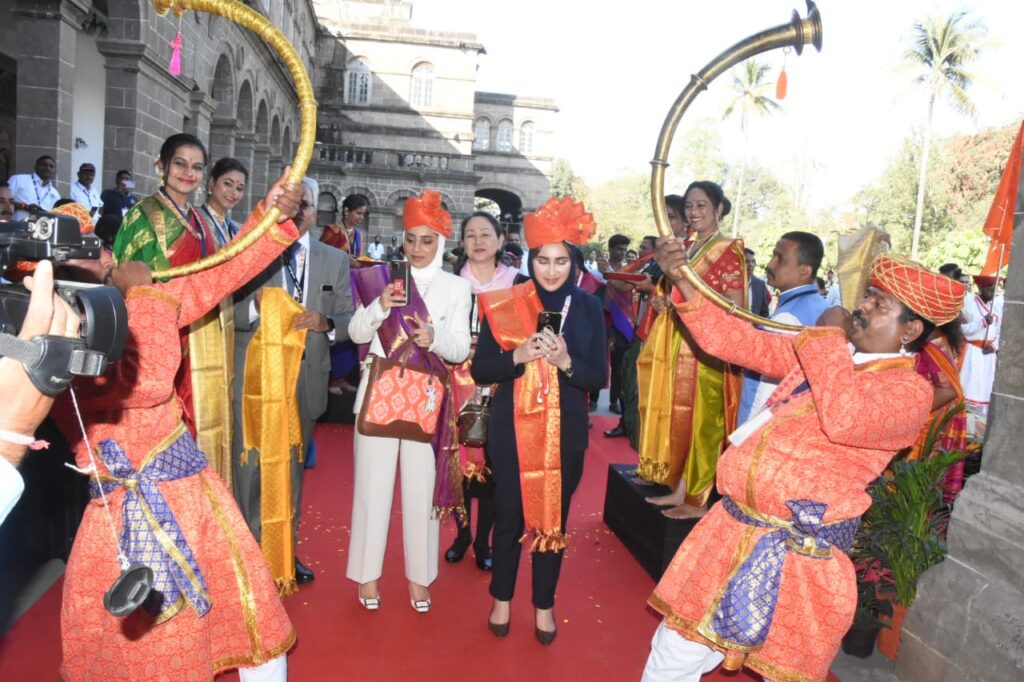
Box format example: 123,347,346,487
346,430,439,587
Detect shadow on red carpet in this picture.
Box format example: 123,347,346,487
0,417,839,681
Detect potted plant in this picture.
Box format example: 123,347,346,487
849,408,968,659
841,580,892,658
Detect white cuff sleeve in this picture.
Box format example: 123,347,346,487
0,456,25,527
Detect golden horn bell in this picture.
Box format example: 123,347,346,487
650,1,823,331
150,0,317,279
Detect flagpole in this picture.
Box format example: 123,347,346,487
982,243,1005,346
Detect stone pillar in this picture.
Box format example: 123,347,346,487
898,221,1024,680
186,90,217,150
251,144,271,210
208,116,237,167
233,132,256,215
13,0,77,194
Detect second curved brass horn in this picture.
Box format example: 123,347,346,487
150,0,317,279
651,1,822,332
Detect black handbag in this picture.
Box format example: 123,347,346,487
457,388,492,448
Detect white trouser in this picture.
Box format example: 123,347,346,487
642,622,724,682
346,430,439,587
642,623,777,682
238,654,287,682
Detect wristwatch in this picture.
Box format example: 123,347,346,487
561,361,574,378
325,318,335,333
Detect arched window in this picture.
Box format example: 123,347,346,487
345,59,372,105
519,121,535,154
410,62,434,109
473,118,491,151
497,119,513,153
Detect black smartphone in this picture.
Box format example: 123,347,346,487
536,311,562,335
389,260,409,305
321,284,333,292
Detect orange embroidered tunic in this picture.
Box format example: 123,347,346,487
649,293,932,682
55,208,298,681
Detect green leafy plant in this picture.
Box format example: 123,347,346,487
851,407,968,607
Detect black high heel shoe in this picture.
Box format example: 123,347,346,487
535,609,557,645
445,533,471,563
474,545,493,571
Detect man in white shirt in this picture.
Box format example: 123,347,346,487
960,273,1003,418
0,261,80,526
9,155,61,221
367,235,385,260
69,163,103,216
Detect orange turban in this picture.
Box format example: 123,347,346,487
522,197,597,249
4,203,96,282
403,190,452,238
868,254,965,325
972,274,1001,288
52,202,96,234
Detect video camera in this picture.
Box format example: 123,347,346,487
0,212,128,396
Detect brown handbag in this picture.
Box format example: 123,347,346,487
356,340,445,442
457,388,492,448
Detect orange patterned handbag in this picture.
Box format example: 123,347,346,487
357,339,445,442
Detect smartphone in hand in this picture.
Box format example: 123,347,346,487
536,311,562,335
389,260,409,306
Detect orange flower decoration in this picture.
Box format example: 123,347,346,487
403,190,452,238
523,196,597,249
868,254,965,325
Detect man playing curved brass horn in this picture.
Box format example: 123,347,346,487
642,238,963,682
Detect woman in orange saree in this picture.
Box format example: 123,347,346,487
638,181,747,520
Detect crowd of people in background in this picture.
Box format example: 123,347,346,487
0,141,1006,681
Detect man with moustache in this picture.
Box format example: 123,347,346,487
642,237,963,682
0,184,14,221
231,176,354,585
9,156,61,221
70,163,103,216
737,232,830,424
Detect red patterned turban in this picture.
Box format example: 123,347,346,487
523,197,597,249
403,190,452,238
972,274,1001,288
868,254,965,325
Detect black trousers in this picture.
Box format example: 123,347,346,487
455,477,495,553
608,331,629,408
489,446,585,609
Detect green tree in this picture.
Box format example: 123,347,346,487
588,170,653,245
902,9,988,260
667,120,729,192
549,159,589,201
722,58,781,238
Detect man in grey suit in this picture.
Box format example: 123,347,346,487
231,176,354,584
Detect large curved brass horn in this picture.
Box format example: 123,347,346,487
650,1,822,332
150,0,316,279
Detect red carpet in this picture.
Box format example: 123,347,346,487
0,416,839,681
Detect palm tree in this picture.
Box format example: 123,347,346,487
904,10,987,260
723,58,781,238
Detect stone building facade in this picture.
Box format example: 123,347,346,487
0,0,555,245
1,0,319,215
309,0,556,243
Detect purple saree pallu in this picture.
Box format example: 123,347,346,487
352,264,463,516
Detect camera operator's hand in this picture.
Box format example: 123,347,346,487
110,262,153,296
0,261,80,466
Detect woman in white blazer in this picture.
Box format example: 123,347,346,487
346,190,472,613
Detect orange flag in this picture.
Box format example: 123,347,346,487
982,119,1024,275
